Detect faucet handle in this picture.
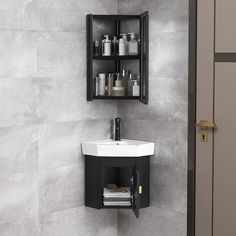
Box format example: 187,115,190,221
115,117,121,125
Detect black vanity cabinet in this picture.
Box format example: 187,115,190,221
86,12,149,104
85,155,150,218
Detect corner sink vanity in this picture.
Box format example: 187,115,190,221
82,138,155,218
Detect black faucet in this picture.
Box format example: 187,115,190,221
114,118,121,141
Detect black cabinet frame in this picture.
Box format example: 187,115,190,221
85,155,150,218
86,12,149,104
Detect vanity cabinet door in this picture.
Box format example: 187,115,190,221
132,170,141,217
139,11,149,104
136,156,150,208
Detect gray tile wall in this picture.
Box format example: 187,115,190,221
117,0,188,235
0,0,188,235
0,0,117,235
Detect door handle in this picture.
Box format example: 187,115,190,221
196,120,217,129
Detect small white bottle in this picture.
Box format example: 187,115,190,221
102,35,111,56
128,33,138,55
119,38,126,56
95,77,99,96
120,34,128,54
98,73,106,96
132,80,140,96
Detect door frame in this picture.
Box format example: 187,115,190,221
188,0,197,235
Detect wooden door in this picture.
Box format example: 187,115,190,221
195,0,236,235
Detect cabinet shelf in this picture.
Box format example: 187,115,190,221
93,96,139,100
102,206,133,209
93,15,140,20
93,55,140,60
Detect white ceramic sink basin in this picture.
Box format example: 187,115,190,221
82,139,155,157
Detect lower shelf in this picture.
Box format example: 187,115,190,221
93,96,139,100
102,205,133,209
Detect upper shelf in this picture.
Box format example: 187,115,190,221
93,15,140,20
93,55,140,60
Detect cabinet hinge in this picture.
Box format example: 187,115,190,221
138,186,142,194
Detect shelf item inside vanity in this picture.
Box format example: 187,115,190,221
102,167,133,207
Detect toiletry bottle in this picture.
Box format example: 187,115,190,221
98,73,106,96
137,35,140,55
128,73,134,96
95,76,99,96
128,33,138,55
132,80,140,96
120,34,128,55
119,38,126,56
94,40,100,56
112,36,119,56
102,35,111,56
121,69,129,96
107,73,114,96
115,73,122,87
112,73,124,96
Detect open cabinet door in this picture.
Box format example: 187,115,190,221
86,14,94,101
139,11,149,104
132,170,141,218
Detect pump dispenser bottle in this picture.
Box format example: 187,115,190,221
102,35,111,56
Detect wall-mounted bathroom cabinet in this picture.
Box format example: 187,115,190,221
86,12,149,104
85,155,150,218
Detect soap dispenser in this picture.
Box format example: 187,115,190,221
102,35,111,56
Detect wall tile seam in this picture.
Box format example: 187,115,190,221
150,205,188,216
0,123,39,129
0,216,40,226
36,118,115,126
37,163,84,173
150,162,187,169
0,171,39,178
0,27,87,34
151,29,189,34
0,170,39,177
115,117,188,125
117,204,187,215
148,76,188,80
37,206,97,218
0,118,114,129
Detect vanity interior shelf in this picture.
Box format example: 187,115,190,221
86,12,149,104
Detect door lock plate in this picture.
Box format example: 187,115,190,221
200,131,208,142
